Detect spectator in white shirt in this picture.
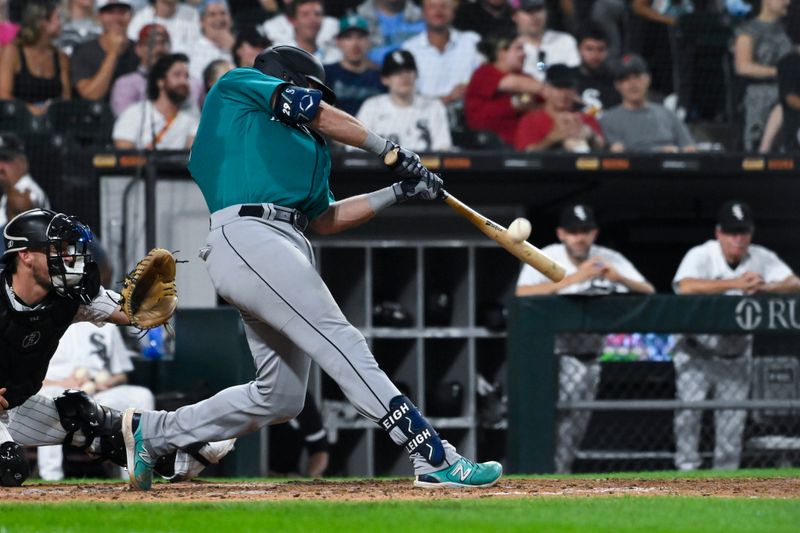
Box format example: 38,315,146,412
402,0,482,104
128,0,201,55
0,133,50,231
188,0,235,80
259,0,339,61
357,49,452,152
513,0,580,81
113,53,198,149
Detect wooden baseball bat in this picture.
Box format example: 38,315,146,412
384,149,566,282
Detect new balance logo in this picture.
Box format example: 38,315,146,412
452,463,472,482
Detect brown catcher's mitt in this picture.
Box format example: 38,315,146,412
120,248,177,329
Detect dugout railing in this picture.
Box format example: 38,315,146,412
507,294,800,474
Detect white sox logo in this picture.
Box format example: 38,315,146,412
735,298,800,331
22,331,41,348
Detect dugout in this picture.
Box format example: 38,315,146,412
507,294,800,474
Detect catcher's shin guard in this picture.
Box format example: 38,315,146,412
54,389,127,467
379,395,445,467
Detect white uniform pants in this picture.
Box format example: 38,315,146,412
555,355,602,473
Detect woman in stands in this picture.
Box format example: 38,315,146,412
464,30,545,147
0,0,70,116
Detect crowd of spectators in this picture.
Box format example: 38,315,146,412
0,0,798,157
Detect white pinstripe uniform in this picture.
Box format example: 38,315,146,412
672,239,795,470
36,323,155,481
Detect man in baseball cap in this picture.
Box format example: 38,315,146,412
517,202,654,472
0,133,51,234
323,14,384,116
613,53,649,81
717,200,755,234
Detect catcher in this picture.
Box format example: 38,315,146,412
0,208,231,486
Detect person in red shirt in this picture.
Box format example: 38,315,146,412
464,30,543,146
514,63,604,152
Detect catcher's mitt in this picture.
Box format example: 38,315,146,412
121,248,177,329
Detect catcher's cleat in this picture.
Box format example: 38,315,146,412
413,457,502,489
122,408,155,491
168,439,237,483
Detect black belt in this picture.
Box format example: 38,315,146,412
238,204,308,232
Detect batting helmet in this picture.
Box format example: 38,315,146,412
3,208,98,302
254,45,336,104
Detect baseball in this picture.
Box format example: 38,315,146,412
94,370,111,387
507,218,532,243
73,367,88,381
81,381,96,395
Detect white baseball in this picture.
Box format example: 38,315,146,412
81,381,96,395
94,370,111,386
507,217,532,243
73,367,89,381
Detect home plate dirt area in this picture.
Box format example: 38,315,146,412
3,477,798,502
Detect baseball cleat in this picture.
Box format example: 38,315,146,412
169,439,237,482
122,408,155,491
413,457,502,488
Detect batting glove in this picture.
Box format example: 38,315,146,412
392,170,443,202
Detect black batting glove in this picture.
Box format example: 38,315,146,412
380,142,427,180
392,169,443,202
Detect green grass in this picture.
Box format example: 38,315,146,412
0,498,798,533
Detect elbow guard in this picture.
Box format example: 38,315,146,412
274,85,322,125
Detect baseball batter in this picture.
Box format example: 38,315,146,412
0,208,232,486
123,46,502,490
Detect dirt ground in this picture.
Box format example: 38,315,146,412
2,477,798,503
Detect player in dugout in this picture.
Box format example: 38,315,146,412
121,45,502,490
0,208,233,486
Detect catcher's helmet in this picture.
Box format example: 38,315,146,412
254,45,336,104
3,208,97,302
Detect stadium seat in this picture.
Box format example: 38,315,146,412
0,99,38,135
47,100,114,149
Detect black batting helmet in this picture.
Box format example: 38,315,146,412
254,45,336,104
3,208,98,303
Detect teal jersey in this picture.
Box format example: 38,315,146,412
188,68,334,219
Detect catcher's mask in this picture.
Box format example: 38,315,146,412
4,209,97,303
254,45,336,104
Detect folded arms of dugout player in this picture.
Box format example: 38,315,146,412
270,84,443,235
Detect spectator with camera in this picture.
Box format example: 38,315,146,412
599,54,696,152
514,64,604,152
0,0,70,116
672,200,800,471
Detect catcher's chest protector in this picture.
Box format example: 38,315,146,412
0,271,80,409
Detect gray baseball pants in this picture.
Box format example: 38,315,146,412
139,204,459,474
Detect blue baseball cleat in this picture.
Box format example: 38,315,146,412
122,408,155,491
414,457,503,488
